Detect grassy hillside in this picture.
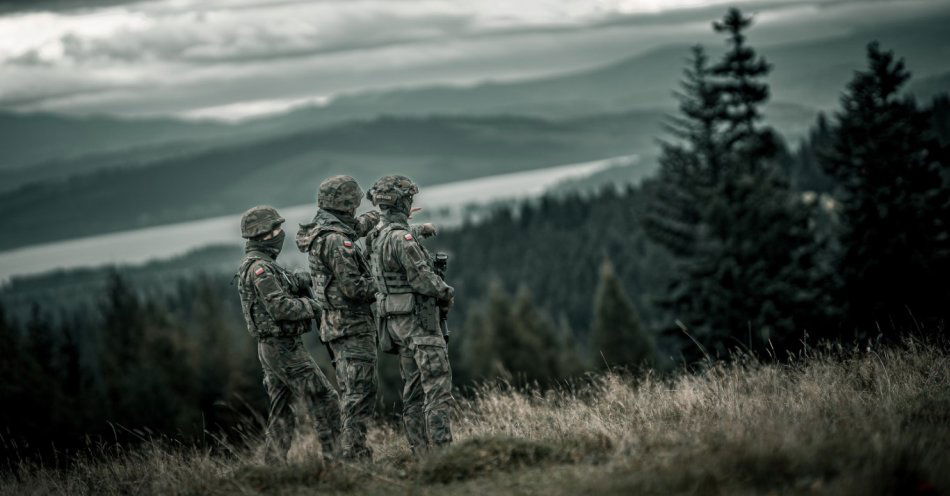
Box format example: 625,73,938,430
3,340,946,495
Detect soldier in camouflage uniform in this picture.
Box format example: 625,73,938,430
294,176,380,461
296,175,437,460
236,205,341,462
365,175,455,455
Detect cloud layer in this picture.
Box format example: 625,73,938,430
0,0,941,120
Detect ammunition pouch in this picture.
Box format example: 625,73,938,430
375,296,397,355
382,293,415,315
415,295,441,334
313,271,334,309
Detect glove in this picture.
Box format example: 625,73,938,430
419,223,437,238
305,298,322,316
358,210,381,231
439,286,455,309
293,269,312,291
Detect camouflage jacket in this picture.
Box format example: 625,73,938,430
296,209,378,342
236,249,316,340
368,212,453,302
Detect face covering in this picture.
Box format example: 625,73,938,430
327,209,359,230
248,229,285,258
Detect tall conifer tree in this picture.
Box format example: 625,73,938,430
590,259,656,370
821,43,950,332
645,8,833,357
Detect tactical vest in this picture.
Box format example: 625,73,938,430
307,226,373,314
236,253,306,339
369,223,414,296
370,223,443,336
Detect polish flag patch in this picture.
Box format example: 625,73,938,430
404,233,414,241
254,267,266,276
343,240,353,248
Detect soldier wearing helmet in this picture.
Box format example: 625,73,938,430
235,205,341,462
297,175,438,459
365,175,456,455
294,175,383,460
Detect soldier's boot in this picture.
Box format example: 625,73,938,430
303,369,342,460
425,406,453,448
264,411,295,463
403,410,428,456
414,338,454,451
337,352,378,461
263,375,295,463
399,350,429,456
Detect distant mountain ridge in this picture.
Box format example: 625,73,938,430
3,7,948,175
0,110,667,250
1,8,948,250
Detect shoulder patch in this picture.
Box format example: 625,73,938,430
404,233,414,241
254,267,266,276
343,240,353,248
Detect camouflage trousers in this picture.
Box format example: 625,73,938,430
258,335,341,462
328,333,378,460
395,333,454,455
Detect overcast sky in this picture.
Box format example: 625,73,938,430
0,0,946,121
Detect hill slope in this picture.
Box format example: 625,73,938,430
2,341,946,495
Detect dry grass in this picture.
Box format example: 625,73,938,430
3,340,948,495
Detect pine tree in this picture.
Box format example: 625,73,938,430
98,271,146,423
789,114,837,193
590,259,656,370
460,279,510,382
512,287,573,383
554,313,584,376
711,7,776,162
460,281,578,385
821,43,950,332
644,46,719,258
644,8,834,358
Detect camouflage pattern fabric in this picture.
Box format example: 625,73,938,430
241,205,285,239
237,250,316,339
258,335,341,462
365,175,419,208
318,175,364,212
328,333,377,460
236,243,341,461
297,208,378,459
296,209,378,343
368,209,455,455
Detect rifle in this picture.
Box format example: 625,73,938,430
294,269,336,368
432,252,451,342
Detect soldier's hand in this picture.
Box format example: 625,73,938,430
293,269,312,291
439,286,455,308
419,223,437,238
306,298,322,316
359,210,381,225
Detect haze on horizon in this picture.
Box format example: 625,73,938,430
2,0,947,122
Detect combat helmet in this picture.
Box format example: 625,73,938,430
366,175,419,207
318,175,363,212
241,205,285,239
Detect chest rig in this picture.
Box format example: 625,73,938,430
308,226,372,313
369,223,415,296
236,252,301,339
